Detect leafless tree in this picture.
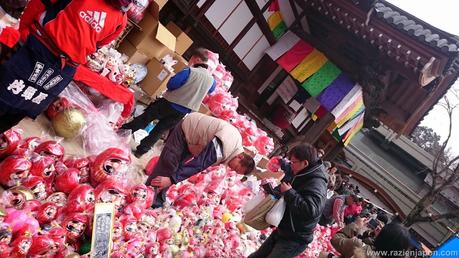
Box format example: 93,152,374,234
404,94,459,227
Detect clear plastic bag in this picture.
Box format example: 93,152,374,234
98,100,124,127
81,112,130,156
59,82,98,114
265,197,286,227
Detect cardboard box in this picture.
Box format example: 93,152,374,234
257,156,270,169
198,104,212,115
243,147,257,158
140,58,173,97
117,41,149,64
253,170,285,181
172,53,188,72
155,0,169,10
127,12,176,60
166,22,193,55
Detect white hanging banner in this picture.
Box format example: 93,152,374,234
265,31,300,60
277,76,298,103
278,0,295,27
331,84,362,119
292,108,309,129
338,112,364,136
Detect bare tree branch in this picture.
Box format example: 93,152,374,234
413,210,459,223
432,97,454,188
436,157,459,185
436,166,459,192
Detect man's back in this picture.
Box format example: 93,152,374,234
181,113,243,163
163,66,214,111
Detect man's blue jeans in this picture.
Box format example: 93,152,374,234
248,230,307,258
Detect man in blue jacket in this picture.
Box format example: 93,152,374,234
249,143,328,258
121,48,216,158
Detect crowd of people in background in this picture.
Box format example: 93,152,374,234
317,154,425,258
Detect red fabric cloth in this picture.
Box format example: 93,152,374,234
276,40,314,72
268,0,280,12
0,27,20,48
344,204,362,217
333,198,345,226
74,65,134,118
19,0,127,64
18,0,48,43
271,105,291,129
314,105,328,119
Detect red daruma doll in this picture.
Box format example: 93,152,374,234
64,157,91,183
0,129,21,158
128,184,154,209
65,184,95,213
36,202,59,225
0,155,32,187
95,179,128,212
10,233,33,258
34,141,65,161
90,148,130,185
61,213,89,242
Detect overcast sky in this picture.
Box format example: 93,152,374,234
386,0,459,154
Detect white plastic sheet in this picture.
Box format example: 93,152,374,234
266,197,286,227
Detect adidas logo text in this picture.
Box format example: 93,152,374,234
80,10,106,33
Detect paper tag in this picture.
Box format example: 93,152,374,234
157,69,168,81
254,154,263,164
133,129,149,143
91,203,115,258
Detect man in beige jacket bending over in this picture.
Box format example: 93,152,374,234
146,112,255,208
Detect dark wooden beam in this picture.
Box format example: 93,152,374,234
183,14,247,79
180,0,216,34
244,0,277,45
303,113,335,144
227,18,257,51
286,0,307,31
196,0,216,18
289,0,300,20
324,143,344,160
227,0,276,52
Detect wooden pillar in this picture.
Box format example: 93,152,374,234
283,113,335,153
303,113,335,144
245,0,277,45
324,143,344,161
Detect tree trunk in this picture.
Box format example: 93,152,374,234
403,193,436,227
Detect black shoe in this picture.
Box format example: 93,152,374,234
151,202,164,209
151,190,166,209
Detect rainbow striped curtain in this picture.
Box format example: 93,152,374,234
265,31,365,145
265,0,288,39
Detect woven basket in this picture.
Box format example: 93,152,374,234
243,194,277,230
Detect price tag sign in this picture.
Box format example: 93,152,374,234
90,203,115,258
157,69,169,81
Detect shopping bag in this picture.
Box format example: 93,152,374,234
243,194,277,230
242,192,265,213
265,197,286,226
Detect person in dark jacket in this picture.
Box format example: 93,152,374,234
248,143,328,258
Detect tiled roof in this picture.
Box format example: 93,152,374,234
373,2,459,54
